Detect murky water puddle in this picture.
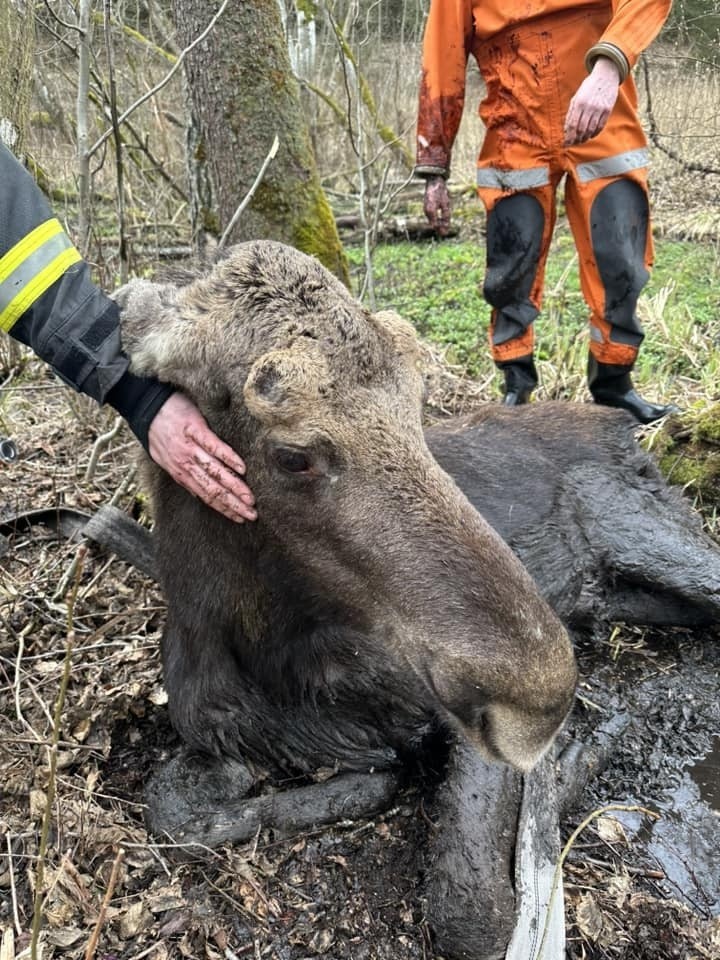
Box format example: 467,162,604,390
615,766,719,915
689,735,720,812
573,634,720,917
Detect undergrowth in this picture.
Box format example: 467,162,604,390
348,224,720,407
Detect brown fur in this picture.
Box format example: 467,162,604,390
115,241,576,774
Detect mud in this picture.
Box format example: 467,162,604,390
565,628,720,922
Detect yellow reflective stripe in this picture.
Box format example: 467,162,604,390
0,247,83,333
0,220,82,333
0,219,65,283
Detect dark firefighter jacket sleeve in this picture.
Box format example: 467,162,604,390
0,143,172,449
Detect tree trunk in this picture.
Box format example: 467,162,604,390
0,0,34,156
171,0,348,284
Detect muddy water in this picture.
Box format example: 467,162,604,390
690,735,720,811
568,629,720,914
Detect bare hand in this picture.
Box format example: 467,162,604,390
148,392,257,523
424,176,451,235
564,57,620,146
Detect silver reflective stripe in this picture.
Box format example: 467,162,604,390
476,165,550,190
590,325,604,343
0,232,74,314
576,147,650,183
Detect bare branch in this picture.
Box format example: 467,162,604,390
218,136,280,249
88,0,230,158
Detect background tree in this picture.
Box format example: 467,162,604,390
171,0,348,282
0,0,35,155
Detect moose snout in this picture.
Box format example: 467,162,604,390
425,621,577,772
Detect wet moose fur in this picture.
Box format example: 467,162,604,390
115,241,577,777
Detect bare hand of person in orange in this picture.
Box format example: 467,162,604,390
564,57,621,145
148,392,257,523
424,176,451,235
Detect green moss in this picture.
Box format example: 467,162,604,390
691,404,720,444
657,450,720,495
293,187,350,287
296,0,319,19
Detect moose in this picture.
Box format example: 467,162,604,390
109,240,720,960
115,241,577,778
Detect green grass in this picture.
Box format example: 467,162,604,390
348,227,720,404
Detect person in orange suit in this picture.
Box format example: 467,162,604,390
416,0,679,422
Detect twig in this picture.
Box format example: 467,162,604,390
30,548,86,960
84,845,125,960
103,1,129,283
536,803,660,960
88,0,230,158
84,416,123,482
76,0,94,254
218,135,280,248
109,466,137,506
6,833,22,936
13,627,39,738
641,56,720,177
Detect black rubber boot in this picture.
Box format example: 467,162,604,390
498,356,538,406
588,357,680,424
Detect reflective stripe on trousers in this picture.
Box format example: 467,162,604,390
472,7,654,367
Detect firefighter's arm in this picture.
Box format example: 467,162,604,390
415,0,473,180
0,144,255,523
0,143,172,448
585,0,673,80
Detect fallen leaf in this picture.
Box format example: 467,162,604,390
596,816,628,845
576,892,605,942
118,900,153,939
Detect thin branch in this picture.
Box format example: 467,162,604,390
88,0,230,158
30,549,86,960
41,0,83,34
103,2,129,282
84,846,125,960
536,802,660,960
641,56,720,177
218,136,280,248
76,0,93,254
84,415,124,482
6,832,22,936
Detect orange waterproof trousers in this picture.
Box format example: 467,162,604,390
474,7,653,368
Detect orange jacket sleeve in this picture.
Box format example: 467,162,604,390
415,0,474,178
587,0,673,79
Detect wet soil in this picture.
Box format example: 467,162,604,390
561,628,720,957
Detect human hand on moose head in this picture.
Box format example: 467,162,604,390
424,175,451,235
148,392,257,523
564,57,620,145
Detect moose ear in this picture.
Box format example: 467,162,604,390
243,345,330,425
112,278,228,404
112,278,187,377
372,309,422,361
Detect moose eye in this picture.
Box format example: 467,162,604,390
274,448,312,473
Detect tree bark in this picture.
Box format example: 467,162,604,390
171,0,348,283
0,0,34,155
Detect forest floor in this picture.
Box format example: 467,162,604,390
1,329,720,959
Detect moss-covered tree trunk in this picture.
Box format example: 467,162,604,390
171,0,348,284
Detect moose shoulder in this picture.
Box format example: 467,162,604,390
115,241,577,776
